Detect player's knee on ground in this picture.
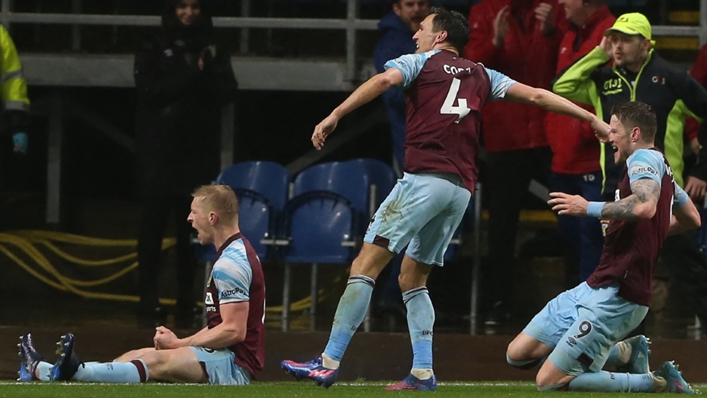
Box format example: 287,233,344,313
506,353,543,370
535,372,569,391
506,339,536,366
506,340,543,370
536,382,569,392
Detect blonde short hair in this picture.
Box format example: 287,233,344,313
191,184,239,224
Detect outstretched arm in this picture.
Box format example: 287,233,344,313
312,68,404,149
505,83,611,141
548,178,660,221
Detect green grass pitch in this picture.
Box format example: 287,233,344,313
0,381,704,397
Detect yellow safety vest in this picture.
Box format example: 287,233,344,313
0,25,29,113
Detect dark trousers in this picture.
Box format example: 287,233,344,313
137,193,198,310
660,231,707,326
485,146,551,307
549,171,605,284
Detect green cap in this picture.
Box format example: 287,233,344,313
605,13,651,39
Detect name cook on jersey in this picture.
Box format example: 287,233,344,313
392,56,472,76
443,64,472,75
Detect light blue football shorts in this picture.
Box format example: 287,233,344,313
363,172,471,266
522,282,648,375
189,346,252,385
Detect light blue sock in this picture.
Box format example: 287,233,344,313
403,287,434,370
73,360,148,383
323,275,375,362
35,361,53,381
568,371,655,392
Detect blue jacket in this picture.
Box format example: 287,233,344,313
374,11,416,173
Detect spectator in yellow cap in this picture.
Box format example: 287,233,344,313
552,11,707,339
602,12,653,72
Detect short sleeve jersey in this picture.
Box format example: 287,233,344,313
587,148,687,306
384,49,516,191
205,233,266,378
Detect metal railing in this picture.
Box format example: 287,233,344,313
2,0,706,84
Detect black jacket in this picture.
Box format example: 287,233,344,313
134,1,238,196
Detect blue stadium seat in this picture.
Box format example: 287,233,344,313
292,161,369,217
280,161,371,331
216,161,290,260
216,161,289,211
284,192,360,264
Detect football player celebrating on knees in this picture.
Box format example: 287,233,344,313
281,6,612,390
506,102,701,393
18,185,266,385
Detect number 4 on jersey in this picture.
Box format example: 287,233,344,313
441,77,470,123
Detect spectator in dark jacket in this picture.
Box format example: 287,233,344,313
134,0,238,328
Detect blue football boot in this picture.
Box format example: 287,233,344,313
18,333,43,382
653,361,699,394
281,356,339,388
385,374,437,391
50,333,83,381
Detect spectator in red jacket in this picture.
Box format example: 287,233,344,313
464,0,567,327
545,0,615,286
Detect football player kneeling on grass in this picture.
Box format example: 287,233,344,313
506,102,701,394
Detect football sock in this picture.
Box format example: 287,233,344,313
73,360,148,383
568,371,655,392
606,340,631,366
403,287,434,374
321,353,340,370
323,275,375,364
411,368,434,380
35,361,52,381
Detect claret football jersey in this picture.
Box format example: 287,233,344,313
587,148,689,306
384,49,516,191
205,233,266,378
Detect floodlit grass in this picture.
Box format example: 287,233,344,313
0,381,704,397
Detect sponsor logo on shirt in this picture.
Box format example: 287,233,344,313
629,165,658,177
222,287,246,297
